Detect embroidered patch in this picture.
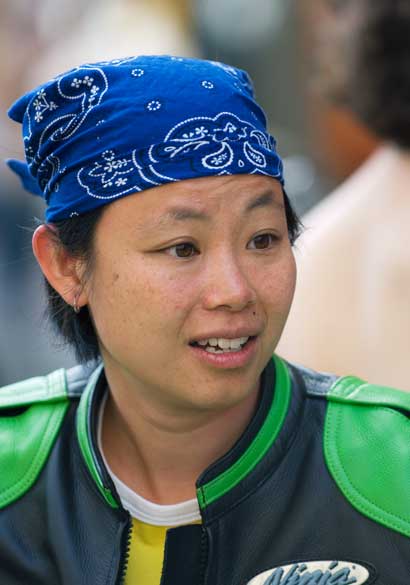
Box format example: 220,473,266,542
246,560,374,585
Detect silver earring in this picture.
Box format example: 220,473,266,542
73,296,80,314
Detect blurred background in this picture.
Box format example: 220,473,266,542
0,0,379,385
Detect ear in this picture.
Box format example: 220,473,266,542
32,225,88,310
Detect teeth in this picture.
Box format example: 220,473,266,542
205,346,228,354
217,337,250,350
196,336,250,352
205,346,218,353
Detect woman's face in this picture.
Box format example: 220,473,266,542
86,174,296,414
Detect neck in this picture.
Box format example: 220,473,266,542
101,366,260,505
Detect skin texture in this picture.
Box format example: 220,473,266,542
33,174,296,502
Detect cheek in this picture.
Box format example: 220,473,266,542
258,253,297,312
142,268,197,312
282,254,297,305
90,259,197,330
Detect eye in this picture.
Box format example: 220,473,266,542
166,242,199,258
248,233,277,250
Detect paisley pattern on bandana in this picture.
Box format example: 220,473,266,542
77,113,282,200
78,150,140,199
25,68,108,147
8,55,284,221
155,112,273,169
38,154,62,194
22,66,109,199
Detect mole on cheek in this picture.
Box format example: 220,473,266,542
112,272,120,283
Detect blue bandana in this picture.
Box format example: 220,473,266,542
7,55,284,222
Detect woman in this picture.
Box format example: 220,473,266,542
2,55,410,585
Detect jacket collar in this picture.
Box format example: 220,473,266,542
75,355,299,518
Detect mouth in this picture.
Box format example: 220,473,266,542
189,336,256,354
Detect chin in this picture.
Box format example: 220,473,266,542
190,378,258,412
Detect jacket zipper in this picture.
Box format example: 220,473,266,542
198,527,209,585
116,516,133,584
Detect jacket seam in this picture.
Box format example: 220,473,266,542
326,402,410,535
203,391,309,525
0,403,68,506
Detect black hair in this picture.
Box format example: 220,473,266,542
283,190,303,246
44,192,302,363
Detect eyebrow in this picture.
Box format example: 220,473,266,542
244,190,284,213
164,207,210,222
145,189,284,231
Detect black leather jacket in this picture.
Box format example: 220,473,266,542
1,355,410,584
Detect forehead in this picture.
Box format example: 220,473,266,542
104,174,285,228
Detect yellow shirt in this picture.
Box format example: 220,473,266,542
125,518,169,585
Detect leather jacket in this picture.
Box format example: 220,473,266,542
1,355,410,584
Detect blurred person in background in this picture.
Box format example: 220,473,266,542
295,0,380,183
278,0,410,389
2,53,410,585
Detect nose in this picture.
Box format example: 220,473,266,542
201,252,256,312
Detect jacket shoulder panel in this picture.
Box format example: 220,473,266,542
0,369,71,509
0,368,67,408
286,361,338,398
324,376,410,536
